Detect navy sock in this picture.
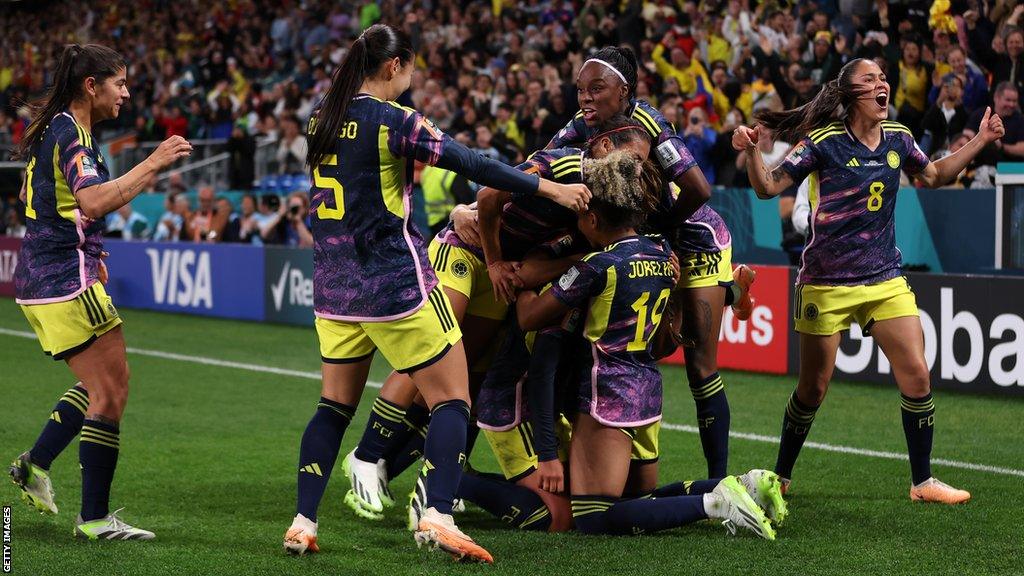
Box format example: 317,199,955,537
774,391,820,480
31,385,88,470
689,372,730,477
457,473,551,530
421,400,469,514
900,392,935,485
79,419,119,521
296,398,355,521
385,402,430,480
354,397,408,463
572,494,707,535
649,478,722,497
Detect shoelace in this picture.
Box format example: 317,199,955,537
106,508,131,531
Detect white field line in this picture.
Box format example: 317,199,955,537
3,326,1022,478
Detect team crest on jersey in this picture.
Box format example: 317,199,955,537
886,150,900,169
559,267,580,290
804,303,819,321
451,259,470,279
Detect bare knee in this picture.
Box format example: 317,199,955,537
796,376,829,406
898,361,931,398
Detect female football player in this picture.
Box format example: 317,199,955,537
732,57,1004,504
515,152,776,539
9,43,192,540
541,45,753,477
282,23,589,562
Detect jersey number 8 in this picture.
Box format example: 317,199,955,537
627,288,672,352
867,181,884,212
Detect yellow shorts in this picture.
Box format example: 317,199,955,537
620,420,661,463
21,282,122,360
794,276,919,336
483,416,573,481
316,287,462,373
428,240,507,321
678,247,733,289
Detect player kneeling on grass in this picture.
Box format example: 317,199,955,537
515,152,779,539
8,43,192,541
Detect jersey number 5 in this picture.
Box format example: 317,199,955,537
314,155,345,220
627,288,672,352
867,181,884,212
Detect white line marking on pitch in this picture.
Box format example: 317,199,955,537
3,326,1022,478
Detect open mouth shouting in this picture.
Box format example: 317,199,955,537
874,91,888,109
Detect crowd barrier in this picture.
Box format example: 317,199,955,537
1,237,1021,395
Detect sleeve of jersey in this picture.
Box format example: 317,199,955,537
390,109,541,195
901,132,930,175
777,137,819,184
550,257,606,308
56,120,105,196
544,116,585,149
525,329,566,462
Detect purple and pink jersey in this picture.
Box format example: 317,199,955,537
15,111,107,303
778,120,930,286
551,235,676,427
547,99,729,255
309,95,540,321
435,147,584,262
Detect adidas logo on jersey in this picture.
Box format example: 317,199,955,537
846,158,861,167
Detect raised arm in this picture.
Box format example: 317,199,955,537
916,107,1004,188
77,137,192,219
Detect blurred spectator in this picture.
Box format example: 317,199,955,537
276,114,308,174
682,107,717,184
106,203,151,241
4,206,25,238
227,123,257,190
967,82,1024,162
283,191,314,248
251,194,285,245
154,193,190,242
921,76,968,157
893,34,933,139
928,46,988,114
188,186,227,242
965,7,1024,98
224,193,258,243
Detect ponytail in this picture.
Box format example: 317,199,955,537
18,44,125,160
307,24,414,169
754,58,874,143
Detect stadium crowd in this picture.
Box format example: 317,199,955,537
2,0,1024,241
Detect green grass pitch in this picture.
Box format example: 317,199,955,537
1,297,1021,575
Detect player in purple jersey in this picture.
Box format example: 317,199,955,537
8,44,192,541
282,24,589,563
734,58,1005,505
546,45,755,478
515,152,776,539
340,116,653,524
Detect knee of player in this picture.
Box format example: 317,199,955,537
900,367,931,397
797,382,828,406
